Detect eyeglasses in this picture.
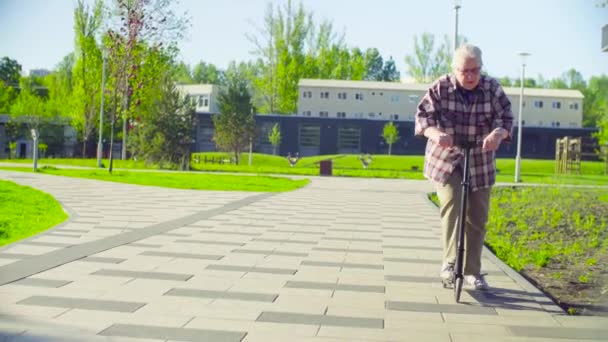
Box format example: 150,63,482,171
457,67,481,76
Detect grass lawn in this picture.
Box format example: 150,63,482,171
0,166,309,192
4,153,606,184
0,180,68,247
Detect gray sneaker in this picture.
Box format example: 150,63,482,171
465,274,489,291
440,262,454,281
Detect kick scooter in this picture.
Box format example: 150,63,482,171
442,139,479,303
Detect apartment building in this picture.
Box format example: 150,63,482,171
297,78,584,128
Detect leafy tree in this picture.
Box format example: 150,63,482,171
381,57,400,82
363,48,383,81
498,76,512,87
192,61,223,84
584,75,608,128
268,122,281,155
72,0,103,157
213,63,256,164
0,57,22,86
404,33,452,83
105,0,190,159
174,61,193,84
0,81,17,113
10,78,52,151
128,52,195,170
383,121,400,155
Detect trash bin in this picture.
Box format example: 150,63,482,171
319,159,332,176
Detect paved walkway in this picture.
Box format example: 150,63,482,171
0,170,606,342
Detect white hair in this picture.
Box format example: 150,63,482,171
452,44,483,70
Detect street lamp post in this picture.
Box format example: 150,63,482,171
514,52,530,183
454,0,462,51
97,48,107,168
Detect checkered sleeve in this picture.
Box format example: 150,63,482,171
490,81,514,143
414,83,442,137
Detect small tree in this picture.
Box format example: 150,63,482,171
213,65,256,164
268,123,281,155
383,121,400,155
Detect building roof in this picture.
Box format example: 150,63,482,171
299,78,584,99
177,84,216,94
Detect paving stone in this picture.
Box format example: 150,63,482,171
285,281,384,293
257,311,384,328
252,238,318,245
386,301,498,315
17,296,145,312
383,257,437,264
175,239,245,246
91,269,193,281
232,249,308,257
140,251,224,260
81,256,127,264
99,323,246,341
10,278,71,288
206,265,297,275
301,261,383,270
508,325,608,340
382,244,441,250
312,247,382,255
165,288,278,302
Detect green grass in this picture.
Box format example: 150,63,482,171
3,153,607,185
0,166,309,192
0,180,68,247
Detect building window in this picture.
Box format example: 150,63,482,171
522,120,526,126
556,121,560,127
204,98,209,107
408,95,419,103
302,110,311,116
337,112,346,118
393,114,399,120
368,112,375,118
569,102,579,110
391,95,400,102
538,120,543,126
355,93,364,100
552,101,561,109
534,100,543,108
337,92,347,99
302,91,312,98
319,111,329,118
320,91,329,99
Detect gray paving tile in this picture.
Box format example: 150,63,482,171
93,226,136,230
165,288,278,302
322,237,382,242
383,227,429,232
99,323,246,341
257,311,383,328
11,278,71,288
285,281,384,293
268,229,325,235
383,257,436,264
45,233,82,238
386,301,497,315
0,253,33,259
140,251,223,260
231,249,308,257
81,256,126,264
20,241,73,247
328,229,380,233
382,235,436,240
200,231,261,236
206,265,296,275
252,238,317,245
301,261,383,270
382,244,441,251
128,242,162,248
159,232,191,237
92,269,193,281
385,275,438,283
56,229,89,233
175,239,245,246
312,247,382,255
508,325,608,340
17,296,145,312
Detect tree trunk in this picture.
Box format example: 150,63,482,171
388,143,392,155
121,117,127,160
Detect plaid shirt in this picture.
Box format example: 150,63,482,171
414,74,513,191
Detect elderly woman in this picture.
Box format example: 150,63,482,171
414,44,514,290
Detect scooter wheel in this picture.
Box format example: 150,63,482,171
454,277,463,302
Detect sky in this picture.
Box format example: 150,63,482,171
0,0,607,82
